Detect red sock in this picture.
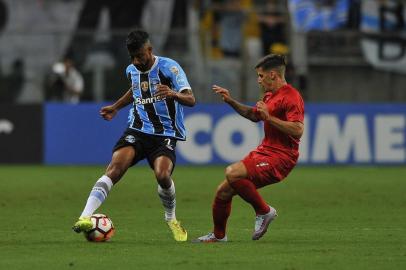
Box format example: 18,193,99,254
212,196,231,239
229,179,270,215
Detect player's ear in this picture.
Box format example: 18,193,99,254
269,70,276,80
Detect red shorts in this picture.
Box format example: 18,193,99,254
242,150,297,188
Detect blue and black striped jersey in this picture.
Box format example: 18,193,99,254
125,56,191,140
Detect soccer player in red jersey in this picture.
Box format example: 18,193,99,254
194,54,304,242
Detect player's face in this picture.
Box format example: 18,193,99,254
256,68,275,92
132,44,154,71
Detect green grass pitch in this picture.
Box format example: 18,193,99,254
1,165,405,270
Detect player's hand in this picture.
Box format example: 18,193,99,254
256,101,270,121
213,85,232,103
154,84,177,100
100,105,118,121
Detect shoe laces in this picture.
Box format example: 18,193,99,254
199,232,216,241
255,215,265,231
169,220,184,231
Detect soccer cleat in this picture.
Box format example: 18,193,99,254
192,232,228,243
72,217,93,233
252,206,277,240
167,219,188,242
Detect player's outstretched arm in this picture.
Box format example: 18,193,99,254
213,85,260,122
100,88,134,121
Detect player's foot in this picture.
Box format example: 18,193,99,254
167,219,187,242
72,217,93,233
192,232,228,243
252,206,277,240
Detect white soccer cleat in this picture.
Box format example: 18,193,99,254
192,232,228,243
252,206,277,240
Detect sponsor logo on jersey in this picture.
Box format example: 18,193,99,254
176,76,186,87
132,82,139,90
134,96,165,105
125,135,136,143
256,162,269,167
151,79,160,90
141,81,149,92
170,66,179,75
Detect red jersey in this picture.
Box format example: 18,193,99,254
253,84,304,160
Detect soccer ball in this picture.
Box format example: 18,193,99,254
84,214,115,242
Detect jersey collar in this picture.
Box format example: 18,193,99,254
133,56,159,74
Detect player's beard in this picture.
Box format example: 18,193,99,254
136,64,149,72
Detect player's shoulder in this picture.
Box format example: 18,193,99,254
158,56,179,65
284,84,303,98
280,85,304,108
284,84,299,93
126,64,136,74
158,56,182,70
157,56,183,77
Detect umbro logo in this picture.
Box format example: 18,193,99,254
256,162,269,167
125,135,136,143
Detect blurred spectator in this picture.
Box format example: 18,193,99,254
66,0,147,68
288,0,351,32
200,0,247,58
216,0,246,57
347,0,361,29
0,59,25,103
45,57,84,104
0,0,6,32
61,57,84,104
255,1,288,55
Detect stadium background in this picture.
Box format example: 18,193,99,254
0,1,405,270
1,0,405,165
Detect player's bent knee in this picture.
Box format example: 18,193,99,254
154,169,170,181
154,170,171,188
225,166,240,183
106,164,127,183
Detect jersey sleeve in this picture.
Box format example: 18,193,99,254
125,65,132,84
163,60,191,92
285,92,305,123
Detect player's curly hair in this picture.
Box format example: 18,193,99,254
255,54,287,75
126,29,150,59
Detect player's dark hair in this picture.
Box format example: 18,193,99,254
126,29,150,59
255,54,287,75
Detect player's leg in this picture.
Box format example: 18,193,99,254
153,155,187,241
225,161,270,215
81,146,135,216
193,180,234,242
153,155,176,221
72,146,135,233
225,161,277,240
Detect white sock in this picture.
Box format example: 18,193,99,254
80,175,113,218
157,180,176,221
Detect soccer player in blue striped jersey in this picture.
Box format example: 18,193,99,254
72,29,196,241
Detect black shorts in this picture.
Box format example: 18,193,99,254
113,128,177,169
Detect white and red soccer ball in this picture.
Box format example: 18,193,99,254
84,214,115,242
